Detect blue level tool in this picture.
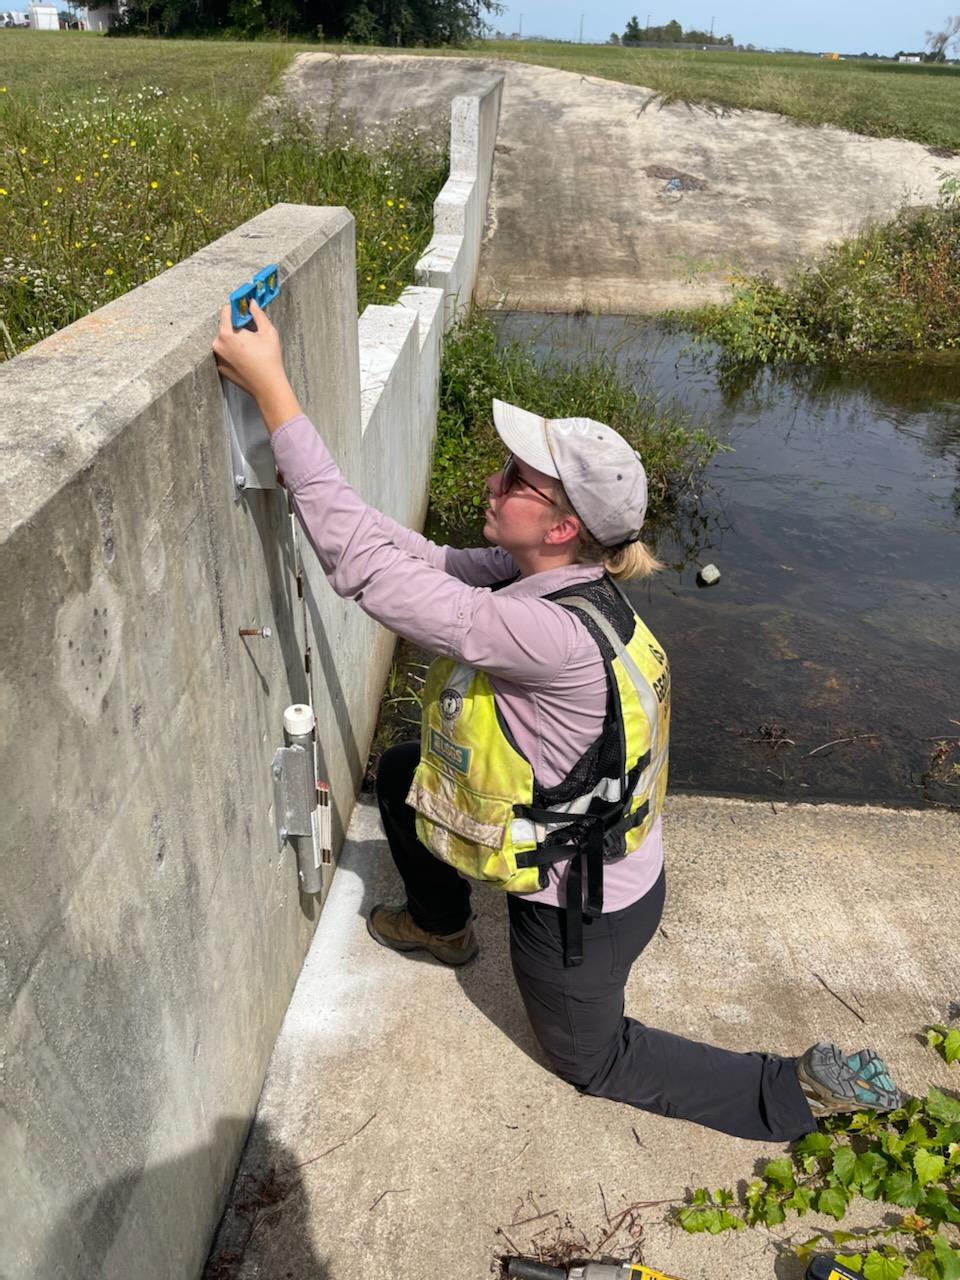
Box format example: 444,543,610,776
229,264,281,328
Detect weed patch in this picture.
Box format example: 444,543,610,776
432,312,719,533
680,178,960,375
0,37,447,355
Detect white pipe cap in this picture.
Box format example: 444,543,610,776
283,703,316,736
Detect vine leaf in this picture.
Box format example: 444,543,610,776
932,1232,960,1280
862,1251,905,1280
818,1187,849,1221
915,1150,947,1186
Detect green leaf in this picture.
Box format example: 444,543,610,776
944,1029,960,1064
855,1153,889,1185
884,1170,922,1208
714,1187,734,1206
832,1231,861,1245
818,1187,850,1220
785,1187,814,1214
764,1199,786,1227
881,1131,906,1158
795,1131,834,1156
676,1206,713,1233
833,1146,858,1187
915,1150,947,1185
920,1185,960,1224
932,1233,960,1280
860,1177,884,1201
862,1250,905,1280
927,1089,960,1125
691,1187,710,1205
764,1156,797,1187
912,1249,939,1280
835,1255,864,1273
906,1121,933,1147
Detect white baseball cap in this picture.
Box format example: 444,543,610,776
492,399,648,547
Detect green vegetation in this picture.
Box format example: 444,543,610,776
679,177,960,373
432,312,718,532
111,0,496,46
676,1083,960,1280
0,33,446,355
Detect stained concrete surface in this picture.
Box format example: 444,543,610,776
208,794,959,1280
286,53,951,313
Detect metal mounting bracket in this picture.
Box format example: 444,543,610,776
272,744,312,847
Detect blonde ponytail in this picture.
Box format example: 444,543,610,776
603,539,664,580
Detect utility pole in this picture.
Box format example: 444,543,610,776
518,12,522,37
710,15,715,39
579,12,583,42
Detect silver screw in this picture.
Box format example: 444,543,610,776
239,626,272,638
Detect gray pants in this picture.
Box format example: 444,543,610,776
508,870,816,1141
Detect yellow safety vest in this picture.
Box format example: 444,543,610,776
406,576,670,963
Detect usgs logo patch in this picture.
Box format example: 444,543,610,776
439,687,464,722
429,729,471,776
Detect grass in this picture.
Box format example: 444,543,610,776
678,178,960,373
0,32,447,355
431,312,719,533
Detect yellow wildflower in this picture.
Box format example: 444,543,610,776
0,188,7,197
31,233,37,241
165,259,173,267
74,241,81,248
378,283,386,290
19,275,28,283
19,146,27,155
150,180,159,189
0,86,7,92
398,200,406,209
104,268,114,276
143,233,151,241
102,151,109,160
386,198,394,207
56,185,63,193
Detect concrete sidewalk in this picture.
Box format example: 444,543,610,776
207,794,958,1280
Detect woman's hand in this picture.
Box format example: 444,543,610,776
213,300,303,434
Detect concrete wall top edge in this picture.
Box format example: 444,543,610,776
0,203,354,545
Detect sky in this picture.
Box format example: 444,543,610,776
492,0,955,55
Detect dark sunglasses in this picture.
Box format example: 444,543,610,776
501,455,556,505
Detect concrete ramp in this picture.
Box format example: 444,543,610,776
288,54,950,313
208,794,959,1280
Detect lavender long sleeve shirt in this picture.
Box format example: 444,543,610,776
272,414,664,910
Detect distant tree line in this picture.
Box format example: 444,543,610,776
612,17,733,46
111,0,502,43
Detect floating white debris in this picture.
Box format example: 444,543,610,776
698,563,721,585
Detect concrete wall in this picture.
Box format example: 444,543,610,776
415,82,504,327
0,75,501,1280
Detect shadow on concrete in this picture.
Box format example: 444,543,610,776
342,828,547,1074
204,1117,331,1280
30,1117,327,1280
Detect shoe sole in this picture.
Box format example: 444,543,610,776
365,909,479,967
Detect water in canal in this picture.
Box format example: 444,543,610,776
485,314,960,808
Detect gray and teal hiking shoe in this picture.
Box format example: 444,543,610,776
797,1042,904,1116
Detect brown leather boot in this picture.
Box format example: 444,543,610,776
366,903,478,966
